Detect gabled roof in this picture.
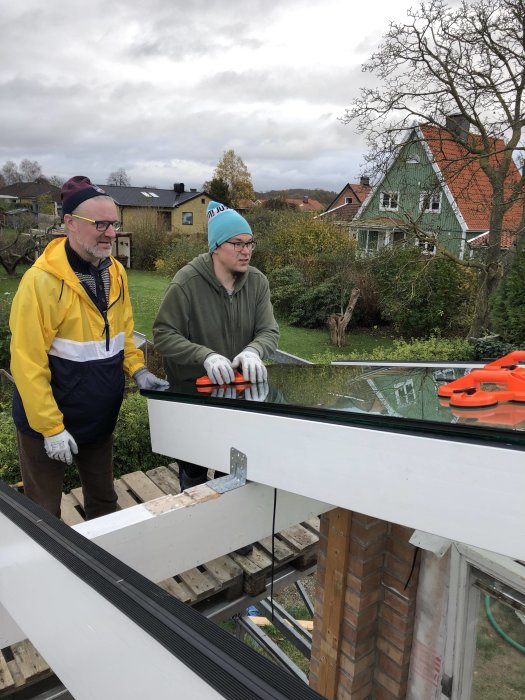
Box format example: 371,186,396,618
98,184,207,208
325,182,372,211
0,181,61,203
418,124,523,234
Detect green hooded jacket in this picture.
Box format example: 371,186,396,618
153,253,279,382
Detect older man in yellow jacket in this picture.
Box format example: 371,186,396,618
9,176,168,519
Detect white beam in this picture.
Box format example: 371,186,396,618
0,512,222,700
147,399,525,560
73,483,332,581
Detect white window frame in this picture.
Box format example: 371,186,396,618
444,543,525,700
181,211,193,225
344,196,353,204
420,191,442,213
379,191,399,211
417,238,437,255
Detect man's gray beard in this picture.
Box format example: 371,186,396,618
82,243,111,260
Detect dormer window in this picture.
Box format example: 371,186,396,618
379,191,399,211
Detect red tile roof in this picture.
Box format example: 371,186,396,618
419,125,523,242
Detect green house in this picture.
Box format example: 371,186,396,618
351,118,522,259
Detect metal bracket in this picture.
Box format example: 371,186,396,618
208,448,247,493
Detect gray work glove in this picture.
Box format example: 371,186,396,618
133,368,169,390
232,347,267,383
44,429,78,465
244,382,269,402
203,353,235,385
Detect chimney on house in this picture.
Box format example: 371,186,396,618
303,195,309,203
173,183,185,194
360,176,370,187
446,114,470,141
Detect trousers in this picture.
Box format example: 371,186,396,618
17,430,118,520
177,460,226,491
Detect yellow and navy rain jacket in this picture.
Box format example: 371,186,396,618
10,237,144,443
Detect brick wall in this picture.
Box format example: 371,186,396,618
310,509,420,700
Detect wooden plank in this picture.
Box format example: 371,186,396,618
158,577,193,604
178,568,217,601
10,640,49,682
250,616,314,631
120,471,165,503
257,535,295,565
204,556,244,599
60,493,84,526
314,508,352,700
5,659,24,690
279,524,319,552
146,466,181,495
302,516,321,534
0,652,15,692
231,548,273,596
70,486,84,508
113,479,141,509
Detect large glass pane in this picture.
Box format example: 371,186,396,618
142,364,525,448
471,594,525,700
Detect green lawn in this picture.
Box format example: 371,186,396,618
1,267,396,361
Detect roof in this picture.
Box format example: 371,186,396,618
98,184,207,208
0,181,61,203
323,182,373,221
419,124,523,236
283,197,324,211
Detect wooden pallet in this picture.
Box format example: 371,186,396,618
0,640,50,696
1,465,320,696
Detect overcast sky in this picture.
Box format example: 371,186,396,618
1,0,415,193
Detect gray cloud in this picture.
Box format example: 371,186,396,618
0,0,405,190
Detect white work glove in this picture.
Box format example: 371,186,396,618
44,430,78,465
203,353,235,385
232,347,267,383
133,367,169,390
244,382,269,402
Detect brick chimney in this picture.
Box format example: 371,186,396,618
360,176,370,187
445,114,470,141
173,183,185,194
303,195,309,203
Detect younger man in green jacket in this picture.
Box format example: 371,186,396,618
153,201,279,492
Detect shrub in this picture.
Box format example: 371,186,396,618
490,248,525,343
288,277,342,328
267,266,305,318
112,391,170,478
468,334,520,361
155,231,207,279
372,248,476,338
0,409,19,485
0,292,12,370
127,210,172,270
312,335,475,364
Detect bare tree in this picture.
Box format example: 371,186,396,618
107,168,131,186
19,159,43,182
47,175,65,188
1,161,22,185
343,0,525,335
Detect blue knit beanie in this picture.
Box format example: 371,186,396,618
207,201,252,251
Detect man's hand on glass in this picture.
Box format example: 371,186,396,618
231,347,267,383
211,386,238,399
133,368,170,390
203,353,235,385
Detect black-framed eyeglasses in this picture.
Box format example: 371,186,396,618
71,214,122,233
223,240,256,252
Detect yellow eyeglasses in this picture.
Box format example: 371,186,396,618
71,215,122,233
